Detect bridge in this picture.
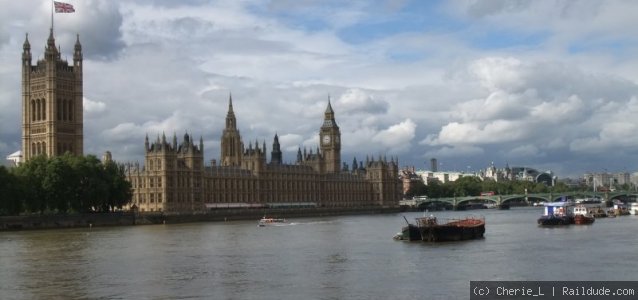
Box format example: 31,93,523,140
400,191,638,210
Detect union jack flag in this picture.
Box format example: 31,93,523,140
54,1,75,13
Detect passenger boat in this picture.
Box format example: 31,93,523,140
395,215,485,242
573,205,595,225
537,201,574,226
257,216,288,227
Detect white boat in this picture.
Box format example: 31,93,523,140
630,203,638,215
258,217,288,227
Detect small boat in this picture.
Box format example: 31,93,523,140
538,201,574,226
396,215,485,242
589,207,607,218
257,216,288,227
613,204,630,216
573,205,595,225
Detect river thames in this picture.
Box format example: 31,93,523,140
1,208,637,299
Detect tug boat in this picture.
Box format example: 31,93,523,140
395,215,485,242
573,205,595,225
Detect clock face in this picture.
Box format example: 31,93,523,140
323,135,331,144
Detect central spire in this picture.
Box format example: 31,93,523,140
225,93,236,129
45,28,59,60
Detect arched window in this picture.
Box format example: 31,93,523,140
57,99,62,120
31,143,35,156
36,99,40,121
62,100,67,121
68,100,73,121
42,99,46,121
31,100,36,121
42,141,46,155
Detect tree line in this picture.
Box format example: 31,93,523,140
405,176,587,199
0,154,132,216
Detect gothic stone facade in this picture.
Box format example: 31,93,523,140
126,97,401,212
21,29,83,160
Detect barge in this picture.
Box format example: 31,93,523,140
395,215,485,242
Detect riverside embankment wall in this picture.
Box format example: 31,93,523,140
0,207,400,231
0,212,136,230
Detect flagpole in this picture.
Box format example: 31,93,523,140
51,0,54,31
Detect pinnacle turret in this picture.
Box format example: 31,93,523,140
73,34,82,62
22,33,32,63
23,33,30,51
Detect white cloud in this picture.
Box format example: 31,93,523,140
279,134,304,152
570,122,638,153
83,97,106,113
424,145,485,158
530,95,584,122
336,88,388,115
469,57,525,92
423,120,527,146
372,119,416,153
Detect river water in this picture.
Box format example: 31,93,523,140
1,208,637,299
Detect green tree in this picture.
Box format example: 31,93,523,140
424,180,445,198
14,155,49,213
68,155,108,212
43,156,74,212
405,180,426,198
453,176,482,196
103,160,132,211
1,154,133,216
0,166,23,215
480,179,501,195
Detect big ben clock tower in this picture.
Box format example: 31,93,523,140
320,100,341,173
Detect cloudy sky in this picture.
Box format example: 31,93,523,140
2,0,638,178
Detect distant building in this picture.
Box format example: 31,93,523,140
411,162,555,186
399,166,422,195
6,151,22,166
430,158,438,172
125,99,402,213
415,170,471,185
479,162,555,186
584,172,630,191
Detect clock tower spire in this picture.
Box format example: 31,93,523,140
319,98,341,173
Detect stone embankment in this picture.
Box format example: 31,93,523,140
0,207,400,231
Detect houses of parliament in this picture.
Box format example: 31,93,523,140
20,28,401,213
